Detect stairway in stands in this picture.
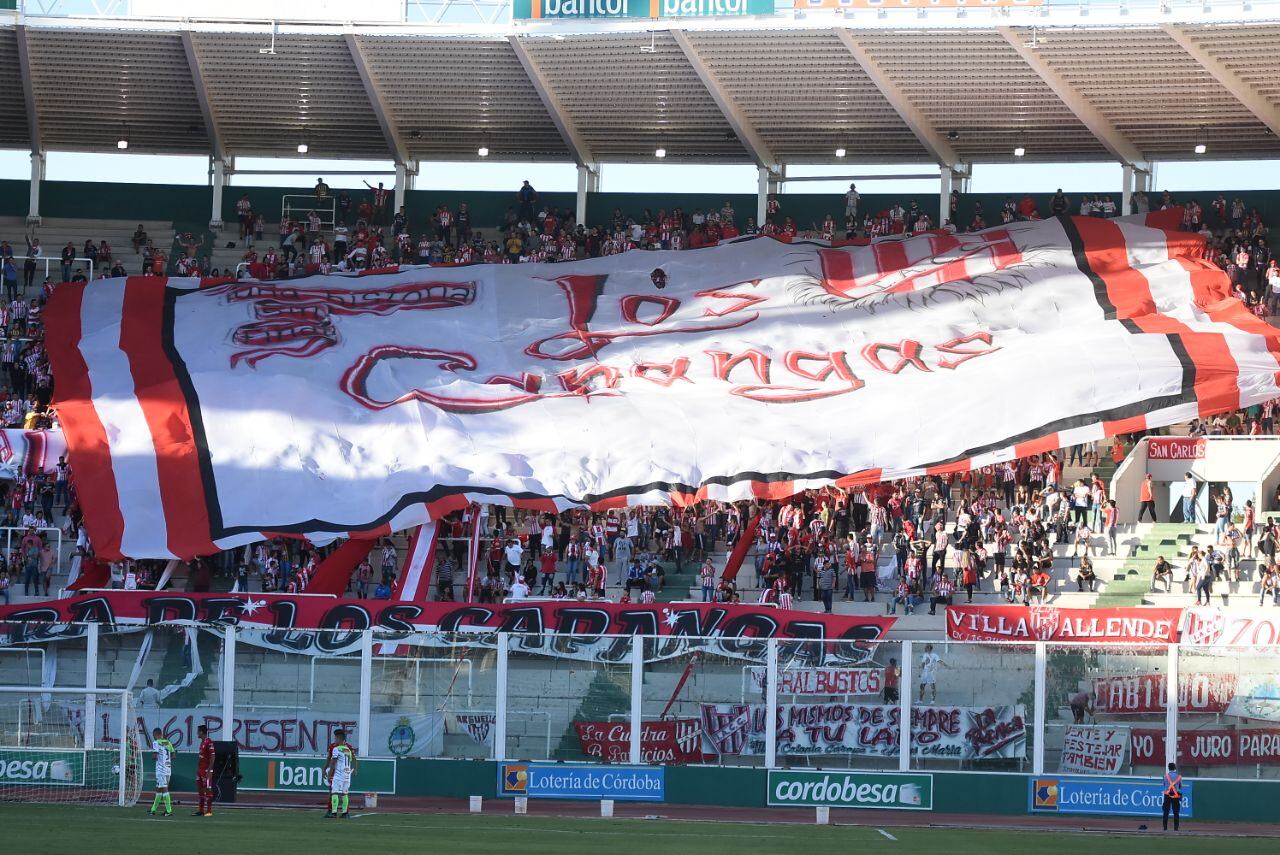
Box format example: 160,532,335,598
1094,523,1197,606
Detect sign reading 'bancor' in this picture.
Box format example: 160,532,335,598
767,770,933,810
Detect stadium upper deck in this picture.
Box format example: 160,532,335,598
2,1,1279,170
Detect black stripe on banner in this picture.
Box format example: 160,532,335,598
1057,213,1118,320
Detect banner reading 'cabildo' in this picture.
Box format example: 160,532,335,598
47,211,1280,559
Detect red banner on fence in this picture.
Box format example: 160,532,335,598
1130,728,1280,767
574,719,708,764
1182,608,1280,646
1093,673,1236,715
945,606,1183,643
1148,437,1207,460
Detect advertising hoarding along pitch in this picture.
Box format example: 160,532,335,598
1030,776,1193,818
498,763,665,801
768,770,933,810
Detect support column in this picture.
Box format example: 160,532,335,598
898,641,912,772
221,625,236,739
27,151,43,226
210,157,230,231
764,639,778,769
1033,642,1047,775
494,633,509,761
938,165,953,228
393,162,410,213
358,630,373,757
575,164,599,228
1122,162,1134,219
752,166,762,226
1136,165,1151,194
85,622,98,750
629,636,643,765
1165,643,1179,766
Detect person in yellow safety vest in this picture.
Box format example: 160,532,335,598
1162,762,1183,831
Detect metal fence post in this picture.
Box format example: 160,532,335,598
221,625,235,740
898,640,913,772
1166,642,1179,766
629,636,643,765
494,633,509,761
85,622,98,750
764,638,778,769
358,630,373,757
1033,642,1047,775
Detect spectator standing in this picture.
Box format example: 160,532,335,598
816,558,835,613
844,184,860,222
517,180,538,223
1138,473,1157,522
883,658,901,704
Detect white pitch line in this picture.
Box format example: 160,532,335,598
877,828,898,841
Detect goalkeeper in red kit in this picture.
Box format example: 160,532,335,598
194,724,216,816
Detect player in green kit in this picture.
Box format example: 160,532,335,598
322,728,358,819
148,727,175,816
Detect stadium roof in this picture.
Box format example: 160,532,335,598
4,9,1280,167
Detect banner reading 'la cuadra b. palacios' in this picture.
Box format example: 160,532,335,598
47,211,1280,558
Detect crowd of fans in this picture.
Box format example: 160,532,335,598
210,179,1276,288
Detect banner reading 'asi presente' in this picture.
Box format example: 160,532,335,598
46,212,1280,558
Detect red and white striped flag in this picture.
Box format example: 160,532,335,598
46,210,1280,559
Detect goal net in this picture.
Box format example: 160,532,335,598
0,687,143,807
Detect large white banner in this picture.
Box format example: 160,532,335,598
699,702,1026,759
47,212,1280,558
65,703,444,758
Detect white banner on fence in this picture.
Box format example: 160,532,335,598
67,704,444,758
751,667,885,697
1059,725,1129,775
699,702,1026,759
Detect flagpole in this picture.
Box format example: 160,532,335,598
465,503,483,602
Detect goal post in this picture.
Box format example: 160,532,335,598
0,686,143,807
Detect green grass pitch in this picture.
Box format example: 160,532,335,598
1,804,1273,855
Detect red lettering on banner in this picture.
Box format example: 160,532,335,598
557,364,622,396
693,282,765,317
708,349,772,385
620,294,679,326
934,331,1000,370
861,340,930,374
631,358,692,387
